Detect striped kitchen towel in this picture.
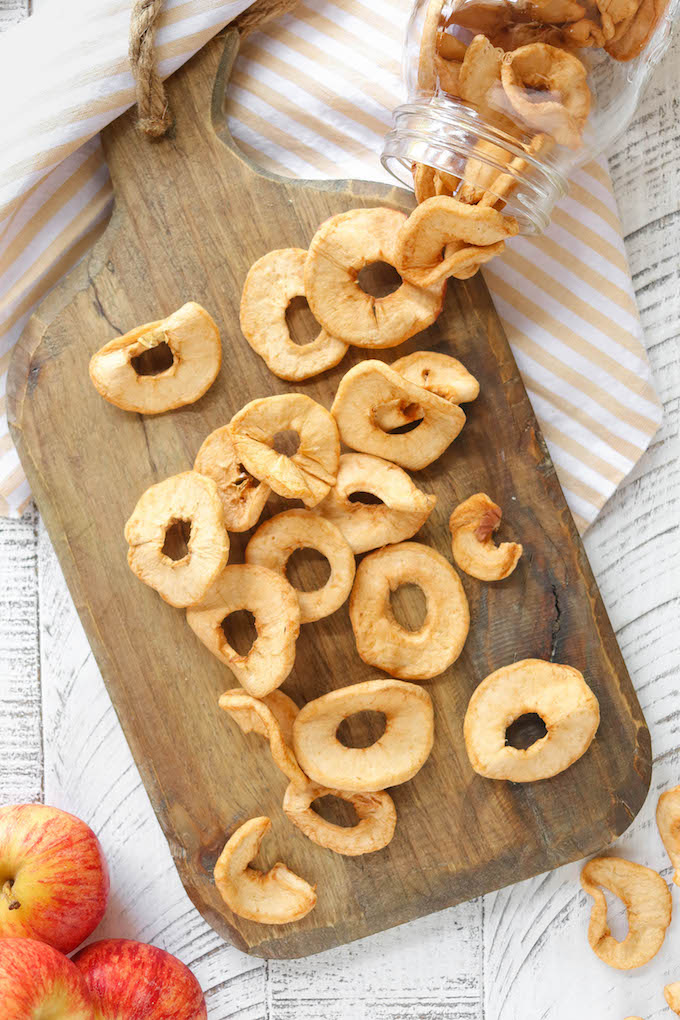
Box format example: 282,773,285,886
0,0,662,531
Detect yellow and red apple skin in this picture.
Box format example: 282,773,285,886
0,936,94,1019
0,804,109,954
73,939,207,1020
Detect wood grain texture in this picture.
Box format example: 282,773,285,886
6,29,651,958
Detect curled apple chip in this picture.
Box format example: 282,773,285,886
89,302,221,414
665,983,680,1014
413,162,436,204
391,351,480,405
350,541,469,680
229,393,340,508
581,857,672,969
283,781,397,856
186,564,300,697
331,360,465,470
125,472,229,608
219,689,307,786
239,248,348,381
314,453,436,554
500,43,591,148
245,509,355,623
194,425,270,532
374,350,478,431
293,678,434,792
605,0,667,61
393,196,518,288
449,492,522,581
214,817,316,925
656,786,680,886
303,208,446,349
458,141,513,205
464,659,600,781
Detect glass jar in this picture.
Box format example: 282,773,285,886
382,0,677,233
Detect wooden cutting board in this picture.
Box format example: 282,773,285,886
8,29,651,959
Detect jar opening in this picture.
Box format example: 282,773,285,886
382,97,569,234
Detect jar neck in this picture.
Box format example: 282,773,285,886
381,97,569,235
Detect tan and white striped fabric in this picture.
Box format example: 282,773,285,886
0,0,662,531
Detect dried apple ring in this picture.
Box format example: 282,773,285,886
303,208,446,349
656,786,680,886
449,493,522,581
392,351,480,405
605,0,667,61
500,44,591,148
393,196,518,288
581,857,672,969
350,541,469,680
214,817,316,925
413,162,436,203
283,781,397,856
90,302,221,414
239,249,348,381
194,425,270,532
464,659,600,781
219,689,307,786
245,509,355,623
418,0,443,90
314,453,436,554
292,678,434,792
229,393,340,507
186,563,300,697
331,361,465,470
665,984,680,1013
125,471,229,608
374,349,478,430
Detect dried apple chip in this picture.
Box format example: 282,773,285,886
656,785,680,886
186,563,300,697
194,425,270,532
292,678,434,792
501,43,591,148
229,393,340,508
350,541,469,680
393,196,518,288
331,360,465,470
304,208,446,349
581,857,672,969
125,471,229,608
314,453,436,554
449,492,522,581
240,248,348,381
283,781,397,856
214,817,316,925
464,659,599,781
245,509,355,623
90,302,221,414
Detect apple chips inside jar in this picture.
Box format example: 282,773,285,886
382,0,676,232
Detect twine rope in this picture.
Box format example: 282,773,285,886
129,0,300,138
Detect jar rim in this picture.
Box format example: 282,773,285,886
382,97,569,234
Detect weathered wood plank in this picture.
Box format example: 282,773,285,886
0,506,42,806
37,516,268,1017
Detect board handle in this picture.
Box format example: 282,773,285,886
210,28,292,186
102,28,292,203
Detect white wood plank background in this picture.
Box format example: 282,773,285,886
1,2,679,1016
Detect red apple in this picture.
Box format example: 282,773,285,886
0,936,94,1019
0,803,109,954
74,939,207,1020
